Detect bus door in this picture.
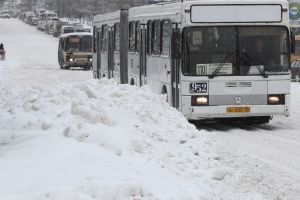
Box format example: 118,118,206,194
139,24,147,86
171,25,181,109
101,25,108,78
96,28,101,78
108,26,115,78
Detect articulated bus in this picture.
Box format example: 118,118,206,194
93,0,291,124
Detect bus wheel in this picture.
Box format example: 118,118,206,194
59,58,63,69
64,65,70,70
162,86,168,102
130,79,135,85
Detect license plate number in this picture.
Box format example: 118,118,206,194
226,107,250,113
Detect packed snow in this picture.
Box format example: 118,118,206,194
0,19,300,200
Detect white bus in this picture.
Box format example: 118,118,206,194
92,0,291,124
58,33,93,70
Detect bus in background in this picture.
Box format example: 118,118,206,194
58,33,93,70
39,11,57,21
93,0,291,124
61,25,75,35
53,20,69,37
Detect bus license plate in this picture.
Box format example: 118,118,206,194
226,107,250,113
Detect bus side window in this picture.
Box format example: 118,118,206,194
152,20,161,55
101,25,108,52
93,26,97,53
161,19,172,57
114,23,120,51
136,21,141,53
147,20,152,55
129,21,136,52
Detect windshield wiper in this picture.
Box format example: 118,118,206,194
241,53,268,78
254,65,268,78
209,52,233,79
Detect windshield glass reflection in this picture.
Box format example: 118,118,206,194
65,35,92,52
183,26,289,76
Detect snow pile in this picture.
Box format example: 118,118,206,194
2,18,299,200
0,79,221,200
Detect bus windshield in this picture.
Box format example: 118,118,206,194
183,26,289,76
80,36,92,52
65,36,92,52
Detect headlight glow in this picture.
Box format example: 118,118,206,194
268,96,279,104
69,58,74,62
197,97,208,104
191,96,208,106
268,95,285,105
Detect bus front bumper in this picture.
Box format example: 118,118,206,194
66,61,92,67
183,105,289,120
182,96,290,120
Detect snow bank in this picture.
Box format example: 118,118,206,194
0,78,220,199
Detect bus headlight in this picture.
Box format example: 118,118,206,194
191,96,208,106
268,95,285,105
66,55,73,62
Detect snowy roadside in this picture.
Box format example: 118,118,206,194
0,76,273,200
0,78,214,200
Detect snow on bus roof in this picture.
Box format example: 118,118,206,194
59,32,92,38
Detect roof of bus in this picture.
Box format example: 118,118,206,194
59,32,92,38
94,0,288,22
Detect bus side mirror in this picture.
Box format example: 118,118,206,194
172,30,181,59
291,31,295,54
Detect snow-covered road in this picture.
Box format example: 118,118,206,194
0,19,91,88
199,106,300,199
1,19,300,200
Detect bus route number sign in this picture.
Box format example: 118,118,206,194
189,82,208,93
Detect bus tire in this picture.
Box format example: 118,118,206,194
64,65,70,70
161,86,168,102
58,58,63,69
130,79,135,85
